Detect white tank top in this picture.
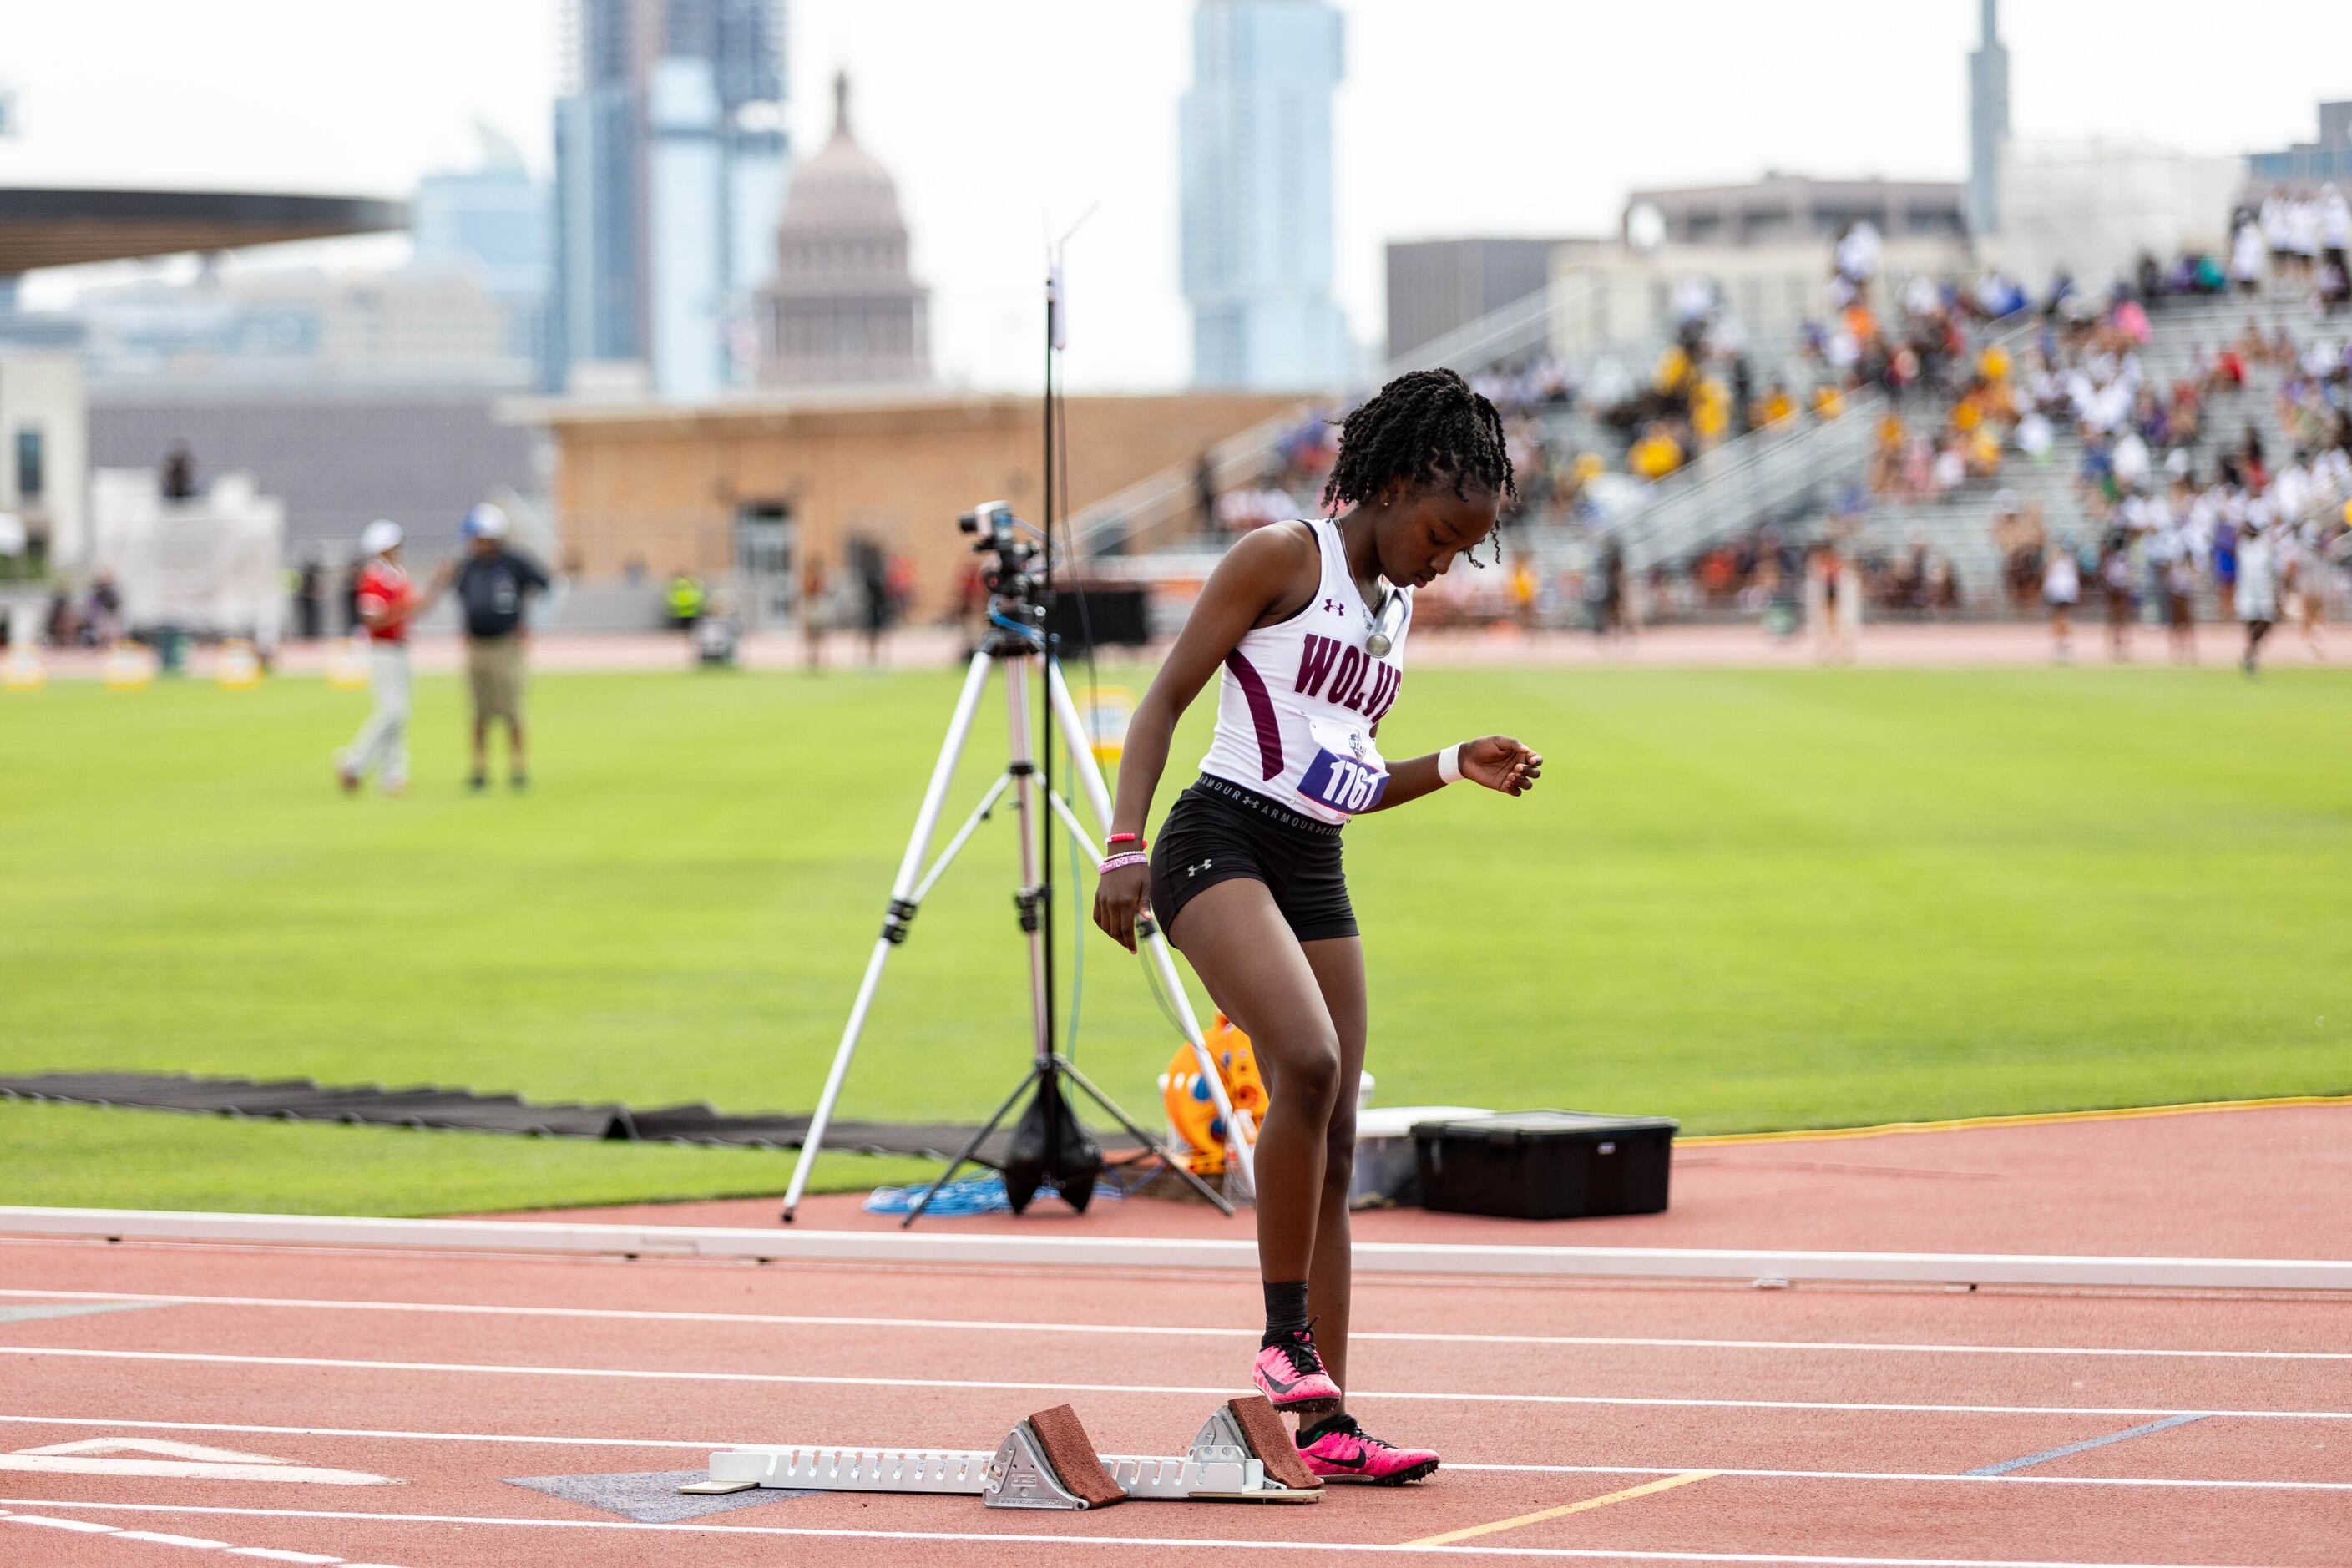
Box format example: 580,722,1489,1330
1197,518,1410,826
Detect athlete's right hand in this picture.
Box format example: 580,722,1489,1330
1092,862,1151,953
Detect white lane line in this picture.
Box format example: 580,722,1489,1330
0,1506,407,1563
0,1455,392,1485
0,1415,2343,1492
0,1301,173,1326
3,1287,2336,1363
9,1207,2348,1292
0,1500,2292,1566
6,1344,2348,1421
0,1435,392,1485
8,1512,121,1531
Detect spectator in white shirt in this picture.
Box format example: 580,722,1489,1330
2271,453,2313,528
2231,212,2268,295
2112,430,2153,493
1834,220,1882,291
2288,195,2323,281
2263,195,2294,269
2319,189,2351,309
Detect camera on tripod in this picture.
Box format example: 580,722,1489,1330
781,261,1252,1227
959,499,1041,604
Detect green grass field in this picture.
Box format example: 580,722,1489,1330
3,661,2348,1216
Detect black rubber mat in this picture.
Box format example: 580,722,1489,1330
0,1070,1142,1161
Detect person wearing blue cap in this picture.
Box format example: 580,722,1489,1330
443,503,549,791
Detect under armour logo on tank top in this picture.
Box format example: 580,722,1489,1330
1198,520,1409,827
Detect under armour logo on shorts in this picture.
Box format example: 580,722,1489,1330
1188,859,1212,878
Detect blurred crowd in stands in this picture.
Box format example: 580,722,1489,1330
1193,194,2352,636
1993,314,2352,660
2229,188,2352,307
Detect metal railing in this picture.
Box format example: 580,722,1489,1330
1616,390,1889,572
1615,310,2048,572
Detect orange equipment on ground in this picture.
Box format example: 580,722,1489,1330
1158,1014,1269,1176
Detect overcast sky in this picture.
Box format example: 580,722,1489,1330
3,1,2347,389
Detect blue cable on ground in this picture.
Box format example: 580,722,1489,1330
862,1176,1009,1216
861,1171,1128,1215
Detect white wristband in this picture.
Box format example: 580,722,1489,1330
1437,742,1464,785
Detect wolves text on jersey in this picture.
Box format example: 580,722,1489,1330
1292,634,1401,723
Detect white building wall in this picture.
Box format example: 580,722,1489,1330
90,468,285,640
0,352,88,569
1997,141,2245,292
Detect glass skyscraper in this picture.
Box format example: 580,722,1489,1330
550,0,790,399
412,125,551,377
1180,0,1352,391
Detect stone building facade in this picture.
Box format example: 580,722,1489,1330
758,74,929,387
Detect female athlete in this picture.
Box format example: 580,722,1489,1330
1092,368,1542,1485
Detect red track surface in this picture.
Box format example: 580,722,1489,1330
3,1105,2348,1567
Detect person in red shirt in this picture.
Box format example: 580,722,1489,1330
337,519,422,795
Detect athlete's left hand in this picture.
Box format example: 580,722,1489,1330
1462,736,1542,796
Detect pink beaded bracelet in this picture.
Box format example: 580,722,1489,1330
1097,852,1150,875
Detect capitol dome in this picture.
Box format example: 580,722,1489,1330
778,86,905,234
759,73,931,387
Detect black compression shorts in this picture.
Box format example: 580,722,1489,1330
1148,773,1358,945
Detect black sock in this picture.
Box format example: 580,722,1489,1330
1261,1280,1308,1347
1296,1412,1351,1444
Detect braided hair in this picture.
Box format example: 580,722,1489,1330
1319,367,1518,565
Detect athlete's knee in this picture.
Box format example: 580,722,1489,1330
1274,1033,1343,1117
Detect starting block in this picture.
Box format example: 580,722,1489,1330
684,1395,1319,1508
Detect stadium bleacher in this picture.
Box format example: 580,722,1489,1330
1080,260,2347,634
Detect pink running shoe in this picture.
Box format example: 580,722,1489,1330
1251,1326,1341,1415
1296,1413,1440,1485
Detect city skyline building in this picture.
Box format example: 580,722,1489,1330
1967,0,2010,240
411,122,551,377
550,0,790,399
1384,237,1601,364
1180,0,1352,392
757,74,928,388
1622,175,1965,249
2245,100,2352,194
71,266,529,387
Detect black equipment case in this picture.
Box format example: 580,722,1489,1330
1411,1110,1678,1220
1048,583,1151,650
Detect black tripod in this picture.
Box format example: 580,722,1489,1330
778,515,1242,1225
898,587,1230,1223
781,255,1253,1227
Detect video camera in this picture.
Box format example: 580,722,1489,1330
958,500,1043,606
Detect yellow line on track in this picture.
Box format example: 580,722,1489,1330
1403,1469,1716,1547
1679,1094,2352,1147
